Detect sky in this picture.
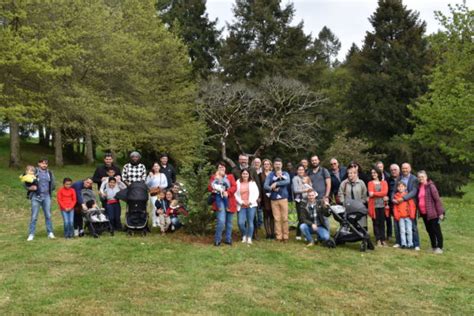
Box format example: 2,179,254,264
206,0,469,60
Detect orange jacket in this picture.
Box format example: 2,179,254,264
393,192,416,221
367,180,388,219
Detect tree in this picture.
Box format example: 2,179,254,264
410,2,473,165
157,0,221,79
198,76,326,164
345,0,432,144
314,26,341,67
220,0,314,82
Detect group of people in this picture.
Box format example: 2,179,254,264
22,152,186,240
21,151,446,254
208,154,446,254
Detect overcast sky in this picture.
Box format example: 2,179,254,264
206,0,469,60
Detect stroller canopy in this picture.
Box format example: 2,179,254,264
344,199,367,215
116,181,149,202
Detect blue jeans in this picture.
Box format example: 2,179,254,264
29,195,53,235
412,218,420,247
256,208,263,228
106,203,122,230
61,211,74,238
170,216,182,229
215,194,228,212
399,218,413,247
238,207,257,238
299,223,330,243
215,210,234,243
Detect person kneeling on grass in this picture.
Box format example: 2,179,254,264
56,178,77,239
299,191,335,248
166,200,188,231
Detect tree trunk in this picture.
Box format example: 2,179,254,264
38,125,45,145
85,131,94,165
54,127,64,167
45,127,51,147
9,120,21,168
221,136,236,168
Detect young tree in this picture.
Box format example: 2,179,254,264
314,26,341,67
345,0,432,144
157,0,222,79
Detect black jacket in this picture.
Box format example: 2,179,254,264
160,164,176,188
92,164,121,189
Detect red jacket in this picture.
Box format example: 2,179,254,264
393,192,416,221
166,205,189,217
367,180,388,219
57,187,77,211
208,174,237,213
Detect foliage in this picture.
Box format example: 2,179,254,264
409,2,474,165
156,0,222,79
345,0,433,144
314,26,341,67
323,130,386,170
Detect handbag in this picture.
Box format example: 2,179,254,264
149,187,161,196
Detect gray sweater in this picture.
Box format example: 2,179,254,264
338,179,367,205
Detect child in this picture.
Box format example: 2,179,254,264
393,182,416,249
19,165,38,198
100,176,126,230
166,199,189,231
154,191,171,234
211,172,230,212
302,176,313,194
84,200,107,223
56,178,77,239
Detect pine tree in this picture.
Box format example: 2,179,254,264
220,0,314,82
314,26,341,67
157,0,221,79
345,0,432,144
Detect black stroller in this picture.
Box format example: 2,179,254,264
329,199,375,252
116,181,150,236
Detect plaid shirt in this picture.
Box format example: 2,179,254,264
122,163,146,184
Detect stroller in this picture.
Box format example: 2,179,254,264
116,181,150,236
329,199,375,252
82,206,114,238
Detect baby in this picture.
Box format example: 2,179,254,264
19,165,38,198
212,173,230,212
154,191,171,234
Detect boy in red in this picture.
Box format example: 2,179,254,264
393,182,416,249
57,178,77,239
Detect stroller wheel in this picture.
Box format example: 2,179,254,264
127,230,132,236
367,240,375,250
360,241,367,252
110,231,115,236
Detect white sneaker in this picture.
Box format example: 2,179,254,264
48,233,55,239
27,234,34,241
74,229,79,237
415,246,420,251
247,238,252,245
242,236,247,243
296,236,302,241
171,225,175,231
393,244,400,248
433,248,443,254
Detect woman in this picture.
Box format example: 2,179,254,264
235,169,260,244
292,164,313,241
417,171,445,254
259,159,275,239
208,162,237,246
368,167,389,246
347,161,370,186
146,162,168,227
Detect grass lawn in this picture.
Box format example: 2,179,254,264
0,139,473,314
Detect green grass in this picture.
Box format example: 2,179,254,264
0,139,473,314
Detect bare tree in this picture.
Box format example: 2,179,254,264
198,76,327,164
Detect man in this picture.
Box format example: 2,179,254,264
307,155,331,203
26,158,56,241
375,160,392,240
264,158,291,242
299,191,334,247
329,158,347,203
71,177,94,237
300,158,309,172
338,166,367,205
159,154,176,189
92,153,121,190
392,163,420,251
388,164,401,247
122,151,147,185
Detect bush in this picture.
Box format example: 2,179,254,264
180,163,214,235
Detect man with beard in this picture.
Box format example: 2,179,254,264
122,151,147,185
307,155,331,204
92,153,121,190
159,154,176,189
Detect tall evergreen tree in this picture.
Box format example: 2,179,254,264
314,26,341,67
220,0,314,82
345,0,432,143
157,0,221,79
